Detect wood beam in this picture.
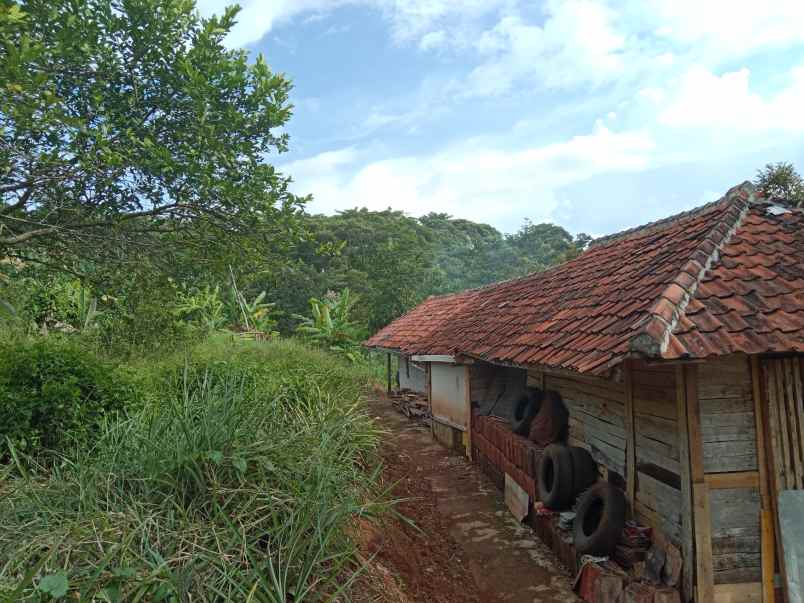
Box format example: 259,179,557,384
685,364,715,603
676,365,695,603
752,356,773,603
624,362,636,515
704,471,760,490
753,357,783,603
386,353,392,394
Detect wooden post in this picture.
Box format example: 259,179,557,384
685,364,715,603
751,356,776,603
386,353,392,394
624,362,636,516
676,365,695,603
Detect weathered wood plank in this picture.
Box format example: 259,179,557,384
561,393,626,429
636,471,682,526
634,500,682,545
713,582,762,603
751,356,775,603
709,488,760,531
705,471,759,490
636,434,682,476
687,364,715,603
774,362,794,489
625,363,636,513
573,409,627,449
698,396,754,415
546,374,626,405
761,358,789,603
786,358,804,489
703,440,758,473
632,369,676,389
711,526,761,554
700,412,756,442
633,396,677,420
676,365,695,603
636,414,679,451
713,566,762,585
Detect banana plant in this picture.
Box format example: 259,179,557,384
172,285,227,332
294,289,364,361
227,267,279,334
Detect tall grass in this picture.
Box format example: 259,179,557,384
0,338,386,601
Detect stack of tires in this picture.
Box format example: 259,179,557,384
511,388,627,557
537,443,626,556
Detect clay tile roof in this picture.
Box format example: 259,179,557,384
364,182,804,374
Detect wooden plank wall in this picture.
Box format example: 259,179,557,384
697,356,761,585
528,364,683,547
631,362,684,546
699,356,758,474
529,368,627,477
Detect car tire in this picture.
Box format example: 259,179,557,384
573,482,627,556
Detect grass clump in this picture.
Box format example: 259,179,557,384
0,338,385,601
0,336,142,454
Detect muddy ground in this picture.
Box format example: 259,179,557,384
357,393,579,603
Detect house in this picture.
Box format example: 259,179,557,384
365,182,804,603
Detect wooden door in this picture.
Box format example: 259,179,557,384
763,357,804,492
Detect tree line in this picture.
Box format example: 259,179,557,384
1,0,802,350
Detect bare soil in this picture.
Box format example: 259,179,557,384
356,391,579,603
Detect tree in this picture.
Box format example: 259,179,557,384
419,213,520,293
0,0,304,269
754,162,804,207
507,221,586,272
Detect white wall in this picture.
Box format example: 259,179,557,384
399,356,427,393
431,363,469,430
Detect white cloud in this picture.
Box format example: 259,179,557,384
466,2,626,95
627,0,804,58
196,0,510,48
282,123,655,230
653,65,804,132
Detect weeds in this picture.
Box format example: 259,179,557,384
0,339,386,601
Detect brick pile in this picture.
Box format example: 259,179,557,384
471,411,542,501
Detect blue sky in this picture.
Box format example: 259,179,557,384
197,0,804,236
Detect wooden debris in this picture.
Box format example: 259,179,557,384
389,389,431,421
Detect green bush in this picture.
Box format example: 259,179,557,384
0,337,141,452
0,338,385,601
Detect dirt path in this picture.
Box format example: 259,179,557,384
360,393,580,603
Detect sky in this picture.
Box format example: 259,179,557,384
196,0,804,237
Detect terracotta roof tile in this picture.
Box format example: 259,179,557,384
365,182,804,373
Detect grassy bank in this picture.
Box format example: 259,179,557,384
0,337,385,601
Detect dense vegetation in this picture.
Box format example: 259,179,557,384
1,0,801,598
0,338,386,601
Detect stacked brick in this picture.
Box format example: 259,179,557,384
471,411,543,500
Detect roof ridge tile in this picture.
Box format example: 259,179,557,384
629,182,757,358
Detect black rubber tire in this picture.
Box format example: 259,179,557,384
528,390,569,447
537,443,574,510
510,388,542,436
569,446,599,496
573,482,627,556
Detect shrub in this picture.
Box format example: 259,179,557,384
0,337,141,452
0,338,385,601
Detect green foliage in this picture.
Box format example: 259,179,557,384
264,208,589,335
296,289,365,360
173,284,227,333
0,337,141,452
0,338,385,601
755,161,804,207
0,0,305,272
